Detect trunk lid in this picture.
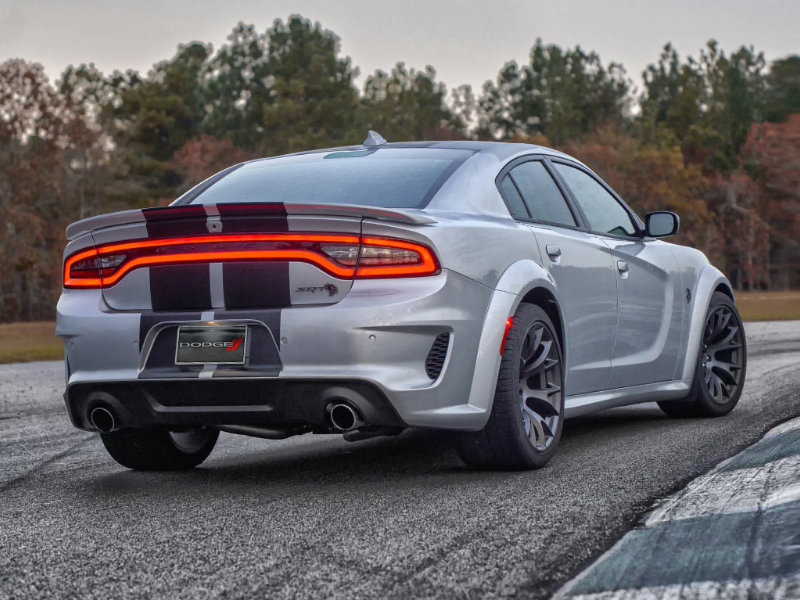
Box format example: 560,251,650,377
80,203,376,312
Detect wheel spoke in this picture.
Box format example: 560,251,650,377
711,325,739,349
522,340,552,375
517,318,563,451
521,403,551,446
701,305,744,405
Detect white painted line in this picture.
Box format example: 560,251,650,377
561,576,800,600
555,416,800,599
765,416,800,438
646,453,800,525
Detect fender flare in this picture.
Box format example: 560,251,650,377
675,264,735,382
465,259,562,425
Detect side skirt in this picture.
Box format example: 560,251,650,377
564,380,691,419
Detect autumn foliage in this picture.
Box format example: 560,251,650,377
0,16,799,321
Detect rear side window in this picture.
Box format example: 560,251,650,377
507,161,576,226
553,163,637,236
185,148,473,209
499,176,529,219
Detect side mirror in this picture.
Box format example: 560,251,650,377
645,211,679,238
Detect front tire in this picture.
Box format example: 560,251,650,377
457,303,564,470
659,291,747,418
100,427,219,470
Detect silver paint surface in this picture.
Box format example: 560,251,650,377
57,141,739,431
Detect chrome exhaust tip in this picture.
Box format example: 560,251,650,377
326,402,364,432
89,406,117,433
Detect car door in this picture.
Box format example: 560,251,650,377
551,160,684,388
498,158,618,396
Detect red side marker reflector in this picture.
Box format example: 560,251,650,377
500,316,513,355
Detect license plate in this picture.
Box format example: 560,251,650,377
175,325,247,365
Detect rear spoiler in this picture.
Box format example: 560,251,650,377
66,203,437,241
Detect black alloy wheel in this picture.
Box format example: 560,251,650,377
457,303,564,470
659,291,747,418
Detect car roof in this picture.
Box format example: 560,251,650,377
243,140,574,165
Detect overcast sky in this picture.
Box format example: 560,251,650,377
1,0,798,95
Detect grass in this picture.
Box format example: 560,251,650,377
0,321,62,364
734,290,800,322
0,291,796,364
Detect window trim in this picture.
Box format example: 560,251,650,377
495,155,588,232
546,157,645,241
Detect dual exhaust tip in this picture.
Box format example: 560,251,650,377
326,402,364,432
88,400,364,434
89,406,117,433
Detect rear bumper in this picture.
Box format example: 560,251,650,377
57,270,499,431
64,379,404,431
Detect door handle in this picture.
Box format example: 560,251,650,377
546,245,561,259
617,260,629,273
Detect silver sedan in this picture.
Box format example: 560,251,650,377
56,134,747,470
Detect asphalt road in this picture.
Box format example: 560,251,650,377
1,321,799,599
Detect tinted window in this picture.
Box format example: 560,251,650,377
499,176,529,219
554,163,637,236
508,161,576,226
187,148,473,208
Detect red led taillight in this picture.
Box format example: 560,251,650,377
63,233,440,289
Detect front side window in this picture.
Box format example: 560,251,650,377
553,163,637,236
507,161,576,227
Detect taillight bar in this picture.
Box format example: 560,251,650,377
64,233,440,289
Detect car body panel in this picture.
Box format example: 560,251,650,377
602,237,685,388
57,140,741,435
527,223,618,395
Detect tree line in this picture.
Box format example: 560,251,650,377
1,15,799,321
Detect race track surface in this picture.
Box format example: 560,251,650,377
1,321,799,598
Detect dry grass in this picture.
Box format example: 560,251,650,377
0,291,796,364
735,290,800,322
0,321,62,364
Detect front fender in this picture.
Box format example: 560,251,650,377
674,264,734,381
465,260,557,423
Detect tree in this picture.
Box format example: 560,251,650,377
640,41,766,174
362,63,451,141
742,115,800,289
258,15,361,155
0,60,67,320
764,55,800,122
479,40,631,144
449,84,477,138
202,23,271,149
171,135,250,191
110,42,212,201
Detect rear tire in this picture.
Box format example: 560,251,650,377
100,427,219,470
659,292,746,418
457,303,564,470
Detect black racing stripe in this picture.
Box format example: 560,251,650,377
138,312,205,378
211,309,282,342
144,206,213,309
149,265,212,311
139,311,203,349
143,205,209,238
222,262,290,309
217,203,289,233
144,326,179,369
210,309,282,377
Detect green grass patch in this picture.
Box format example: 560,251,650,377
735,291,800,322
0,291,797,364
0,321,62,364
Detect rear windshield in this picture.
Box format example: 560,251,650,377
183,148,473,208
